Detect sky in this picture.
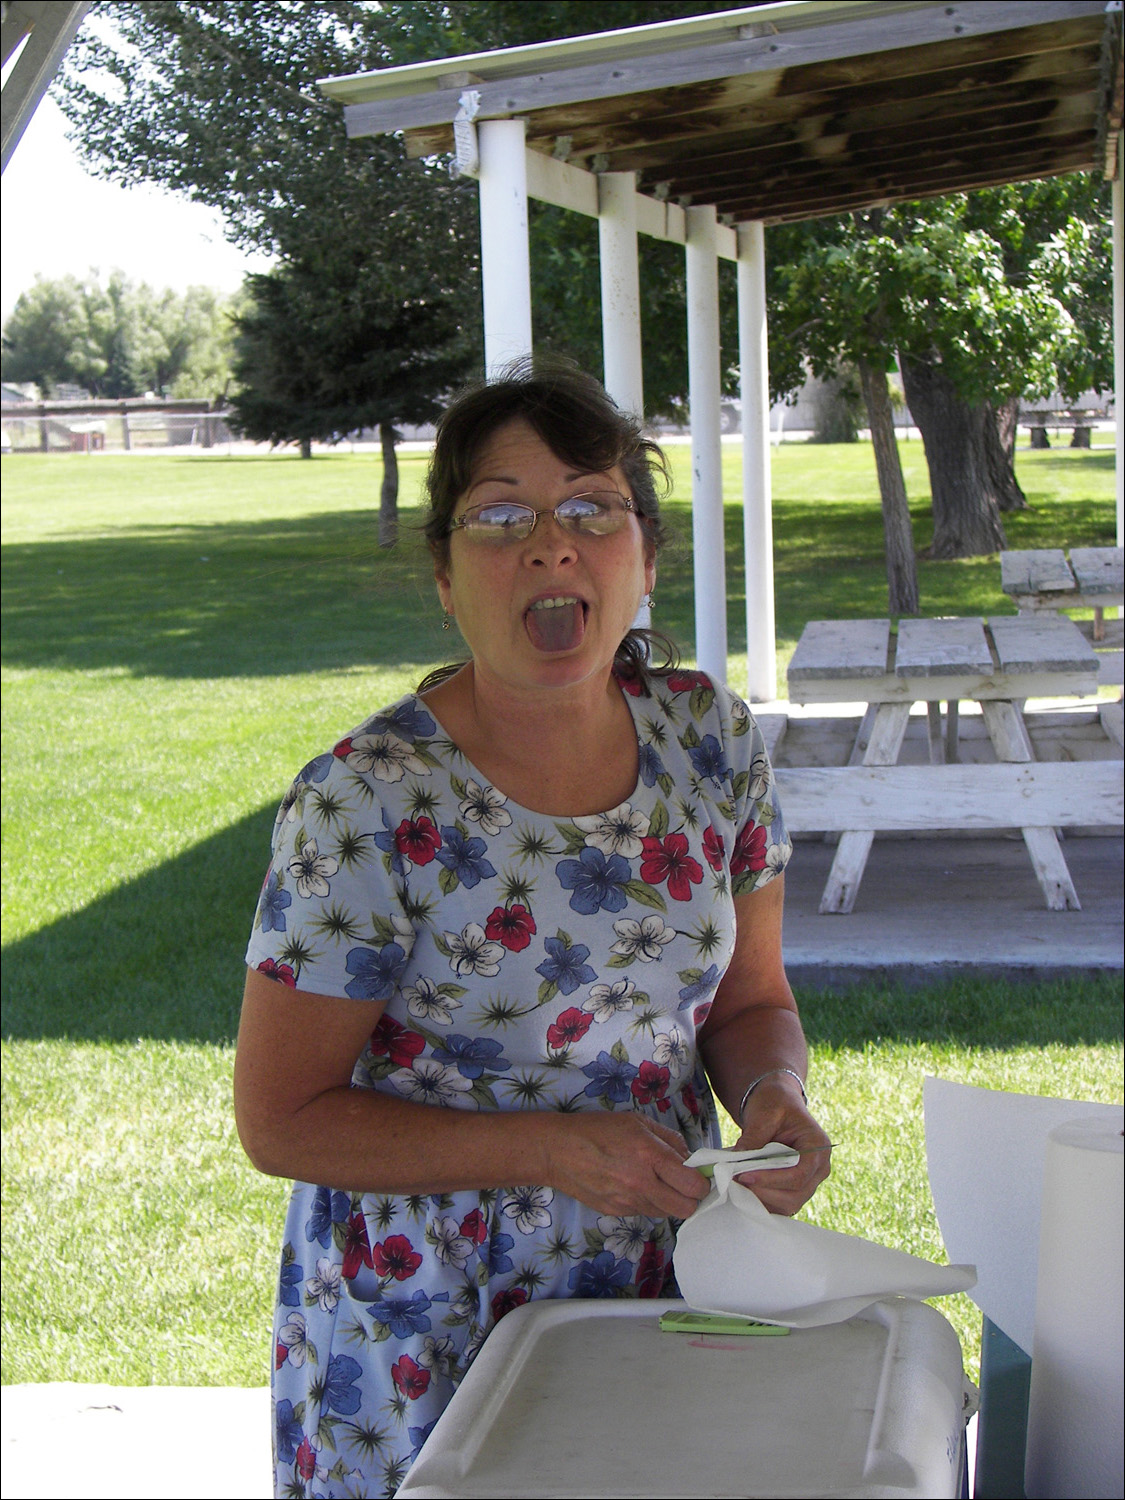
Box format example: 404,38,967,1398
1,89,273,321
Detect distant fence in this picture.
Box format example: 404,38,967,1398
1,399,236,453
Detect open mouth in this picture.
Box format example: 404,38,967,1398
524,595,587,653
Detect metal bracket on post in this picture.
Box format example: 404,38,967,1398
451,89,480,179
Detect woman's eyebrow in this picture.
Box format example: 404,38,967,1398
468,469,600,492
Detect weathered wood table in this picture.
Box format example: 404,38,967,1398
1001,546,1123,641
783,615,1122,914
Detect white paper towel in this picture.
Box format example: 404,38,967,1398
923,1078,1122,1355
1023,1116,1124,1500
673,1149,975,1327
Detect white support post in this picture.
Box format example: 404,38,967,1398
685,204,728,681
598,172,644,417
477,119,532,375
737,221,776,703
1114,137,1123,547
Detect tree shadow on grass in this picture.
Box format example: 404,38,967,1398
2,803,278,1045
1,511,447,679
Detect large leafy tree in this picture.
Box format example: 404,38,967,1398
2,271,238,398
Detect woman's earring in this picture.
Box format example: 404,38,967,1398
441,611,452,632
644,592,655,611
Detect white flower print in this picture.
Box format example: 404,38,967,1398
747,750,772,801
429,1215,474,1270
404,976,462,1025
288,838,339,899
389,1058,473,1106
574,802,647,859
597,1215,650,1264
417,1334,458,1378
445,922,505,978
764,840,788,875
306,1257,342,1312
458,779,512,836
345,732,428,783
582,978,637,1023
277,1312,309,1366
502,1184,555,1235
610,914,676,962
652,1025,690,1078
450,1284,479,1321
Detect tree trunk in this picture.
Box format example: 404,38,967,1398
986,396,1027,512
858,359,919,615
379,421,399,548
899,355,1008,558
299,437,312,459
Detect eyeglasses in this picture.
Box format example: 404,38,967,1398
448,491,638,543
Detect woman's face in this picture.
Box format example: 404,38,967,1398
434,417,655,698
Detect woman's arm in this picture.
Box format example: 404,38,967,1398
233,966,708,1219
697,875,831,1215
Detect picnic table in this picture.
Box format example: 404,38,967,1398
1001,546,1124,644
781,615,1122,914
1019,406,1106,449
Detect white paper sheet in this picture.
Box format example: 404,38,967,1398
923,1077,1122,1355
674,1148,975,1327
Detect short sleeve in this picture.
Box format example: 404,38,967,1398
714,680,792,897
244,752,416,1000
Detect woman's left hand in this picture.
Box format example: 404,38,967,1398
730,1071,832,1216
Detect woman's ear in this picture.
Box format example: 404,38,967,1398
434,559,453,615
645,557,657,597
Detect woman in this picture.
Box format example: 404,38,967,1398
235,359,830,1498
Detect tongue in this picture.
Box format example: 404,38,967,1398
526,601,585,652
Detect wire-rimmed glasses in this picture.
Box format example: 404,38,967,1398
448,491,638,543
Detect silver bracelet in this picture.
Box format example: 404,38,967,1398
737,1067,808,1121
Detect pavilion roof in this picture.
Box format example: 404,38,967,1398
320,0,1122,224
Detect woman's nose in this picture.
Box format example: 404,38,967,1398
525,511,578,565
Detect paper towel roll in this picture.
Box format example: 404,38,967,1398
1024,1114,1124,1500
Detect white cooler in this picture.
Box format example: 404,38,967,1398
397,1296,967,1498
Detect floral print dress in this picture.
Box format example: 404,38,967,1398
245,670,791,1497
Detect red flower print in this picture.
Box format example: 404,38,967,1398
681,1081,700,1118
295,1438,317,1480
394,816,441,866
730,822,767,876
693,1001,713,1029
372,1233,423,1281
702,825,725,872
275,1340,288,1370
392,1354,431,1401
640,833,704,901
370,1015,426,1068
341,1212,374,1280
636,1241,667,1298
256,957,297,987
460,1208,489,1245
631,1060,672,1112
491,1285,529,1322
546,1007,594,1050
332,736,353,759
615,672,643,696
484,903,537,952
666,670,710,693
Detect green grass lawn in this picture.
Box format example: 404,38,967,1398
2,438,1119,1388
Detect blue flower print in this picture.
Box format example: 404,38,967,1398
368,701,437,741
296,752,333,787
368,1289,434,1339
275,1398,304,1464
678,963,721,1009
374,807,407,877
279,1259,303,1307
688,733,731,785
535,936,597,995
638,742,667,787
433,1034,512,1080
556,847,631,915
344,941,407,1000
567,1250,633,1297
435,826,496,889
582,1050,639,1104
260,871,291,933
488,1232,515,1275
324,1353,363,1415
409,1419,440,1461
306,1186,350,1248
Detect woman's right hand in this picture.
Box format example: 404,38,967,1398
539,1110,710,1220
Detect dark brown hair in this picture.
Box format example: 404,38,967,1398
418,356,679,695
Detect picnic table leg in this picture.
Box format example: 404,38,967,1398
819,701,911,914
926,702,944,764
979,700,1080,911
944,700,961,764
